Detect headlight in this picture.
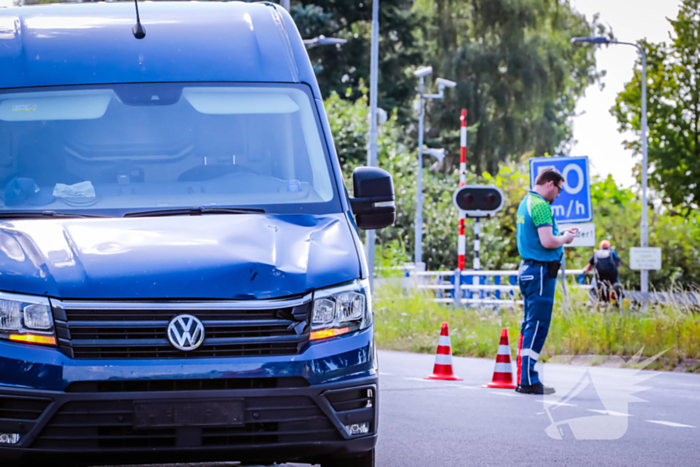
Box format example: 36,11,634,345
310,279,372,341
0,292,56,346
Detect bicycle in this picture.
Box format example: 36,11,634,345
589,276,624,311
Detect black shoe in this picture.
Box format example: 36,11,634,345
515,383,555,395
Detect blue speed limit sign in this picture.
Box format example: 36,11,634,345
529,156,592,223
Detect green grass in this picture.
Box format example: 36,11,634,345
373,283,700,372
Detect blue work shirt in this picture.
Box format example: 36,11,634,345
516,191,563,262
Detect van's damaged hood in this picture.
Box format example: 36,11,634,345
0,214,361,300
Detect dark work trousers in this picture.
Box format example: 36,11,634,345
516,260,557,386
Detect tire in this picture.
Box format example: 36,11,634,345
322,448,375,467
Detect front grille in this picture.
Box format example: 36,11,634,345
65,377,309,393
33,396,341,450
52,297,312,360
67,342,302,359
60,308,285,322
68,323,296,340
0,396,51,421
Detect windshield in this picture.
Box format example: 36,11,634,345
0,83,340,216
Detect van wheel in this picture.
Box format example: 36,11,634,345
322,448,375,467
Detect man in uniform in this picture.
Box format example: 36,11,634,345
515,168,576,395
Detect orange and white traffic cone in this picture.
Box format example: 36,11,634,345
425,322,462,381
483,328,516,389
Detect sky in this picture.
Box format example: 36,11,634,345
568,0,682,187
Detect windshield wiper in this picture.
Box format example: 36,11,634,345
124,206,266,218
0,211,106,219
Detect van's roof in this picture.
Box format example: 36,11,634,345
0,1,319,96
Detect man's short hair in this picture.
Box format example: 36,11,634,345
535,168,565,186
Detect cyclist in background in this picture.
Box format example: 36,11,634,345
583,240,623,305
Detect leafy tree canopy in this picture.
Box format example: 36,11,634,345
291,0,422,121
293,0,608,175
611,0,700,213
416,0,608,174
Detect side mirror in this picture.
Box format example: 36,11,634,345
350,167,395,230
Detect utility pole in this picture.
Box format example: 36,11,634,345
640,45,649,294
414,72,426,265
571,37,649,293
367,0,379,291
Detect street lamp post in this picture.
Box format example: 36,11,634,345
366,0,380,292
571,36,649,294
412,67,456,265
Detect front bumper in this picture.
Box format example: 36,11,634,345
0,328,377,465
0,376,377,465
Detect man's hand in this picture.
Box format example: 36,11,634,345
537,226,578,249
561,230,576,245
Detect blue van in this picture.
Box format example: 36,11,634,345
0,2,395,466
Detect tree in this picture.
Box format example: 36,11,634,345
412,0,608,174
291,0,423,121
612,0,700,213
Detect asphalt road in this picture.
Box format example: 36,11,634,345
105,350,700,467
374,350,700,466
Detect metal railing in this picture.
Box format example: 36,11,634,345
376,265,700,308
397,267,592,307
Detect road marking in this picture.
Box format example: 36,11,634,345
401,377,478,390
587,409,631,417
403,377,435,382
444,383,478,389
379,372,393,376
646,420,695,428
538,400,577,407
489,392,521,397
381,386,473,393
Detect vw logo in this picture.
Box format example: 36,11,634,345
167,314,205,351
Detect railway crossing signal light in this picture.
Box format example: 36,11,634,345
453,185,504,218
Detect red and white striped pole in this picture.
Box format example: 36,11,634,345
458,109,467,271
454,109,468,307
